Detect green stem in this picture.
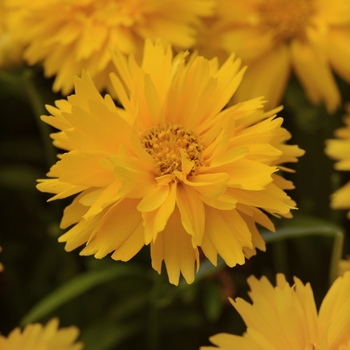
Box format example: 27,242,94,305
148,273,163,350
22,69,57,168
262,222,344,285
272,239,289,278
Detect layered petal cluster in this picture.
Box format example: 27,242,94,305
37,40,304,285
325,108,350,219
196,0,350,113
202,272,350,350
0,318,83,350
7,0,214,94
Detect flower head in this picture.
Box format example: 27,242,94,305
325,107,350,219
197,0,350,113
8,0,214,94
0,318,83,350
202,272,350,350
37,40,304,285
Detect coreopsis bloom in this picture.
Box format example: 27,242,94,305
0,318,83,350
202,272,350,350
325,108,350,219
0,0,23,68
339,257,350,276
197,0,350,113
37,40,304,285
0,246,3,272
7,0,214,95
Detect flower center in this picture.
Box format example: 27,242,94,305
256,0,315,43
141,124,204,175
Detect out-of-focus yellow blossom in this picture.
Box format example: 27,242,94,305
325,107,350,219
0,0,23,68
0,318,83,350
7,0,215,95
0,246,3,272
339,257,350,276
202,272,350,350
196,0,350,113
37,40,304,285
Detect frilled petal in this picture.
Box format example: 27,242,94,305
291,40,340,114
79,198,144,260
150,208,200,285
232,44,290,111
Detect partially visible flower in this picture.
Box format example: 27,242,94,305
0,318,83,350
196,0,350,113
0,0,24,68
325,107,350,219
202,272,350,350
0,246,3,272
339,256,350,276
7,0,214,95
37,40,304,285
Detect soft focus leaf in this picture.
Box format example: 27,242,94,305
0,164,42,191
81,320,143,350
20,264,143,325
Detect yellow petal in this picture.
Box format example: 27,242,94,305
80,198,144,260
176,183,205,246
150,208,199,285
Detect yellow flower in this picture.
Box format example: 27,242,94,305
202,272,350,350
7,0,214,95
0,0,23,68
0,246,3,272
37,40,304,285
325,107,350,219
0,318,83,350
197,0,350,113
339,257,350,276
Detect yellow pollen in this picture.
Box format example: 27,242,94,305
256,0,315,43
141,124,204,175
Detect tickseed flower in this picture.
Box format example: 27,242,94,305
339,257,350,277
7,0,214,95
0,318,83,350
197,0,350,113
202,272,350,350
37,40,304,285
0,246,3,272
0,0,23,68
325,108,350,219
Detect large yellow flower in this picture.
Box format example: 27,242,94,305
37,40,304,285
7,0,214,95
197,0,350,113
325,108,350,219
202,272,350,350
0,318,83,350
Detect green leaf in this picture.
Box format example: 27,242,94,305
20,263,143,325
0,164,42,191
202,283,223,323
262,215,344,285
81,319,143,350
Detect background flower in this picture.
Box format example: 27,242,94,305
325,106,350,219
36,40,303,285
196,0,350,113
0,318,83,350
7,0,215,95
202,272,350,350
0,0,24,68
